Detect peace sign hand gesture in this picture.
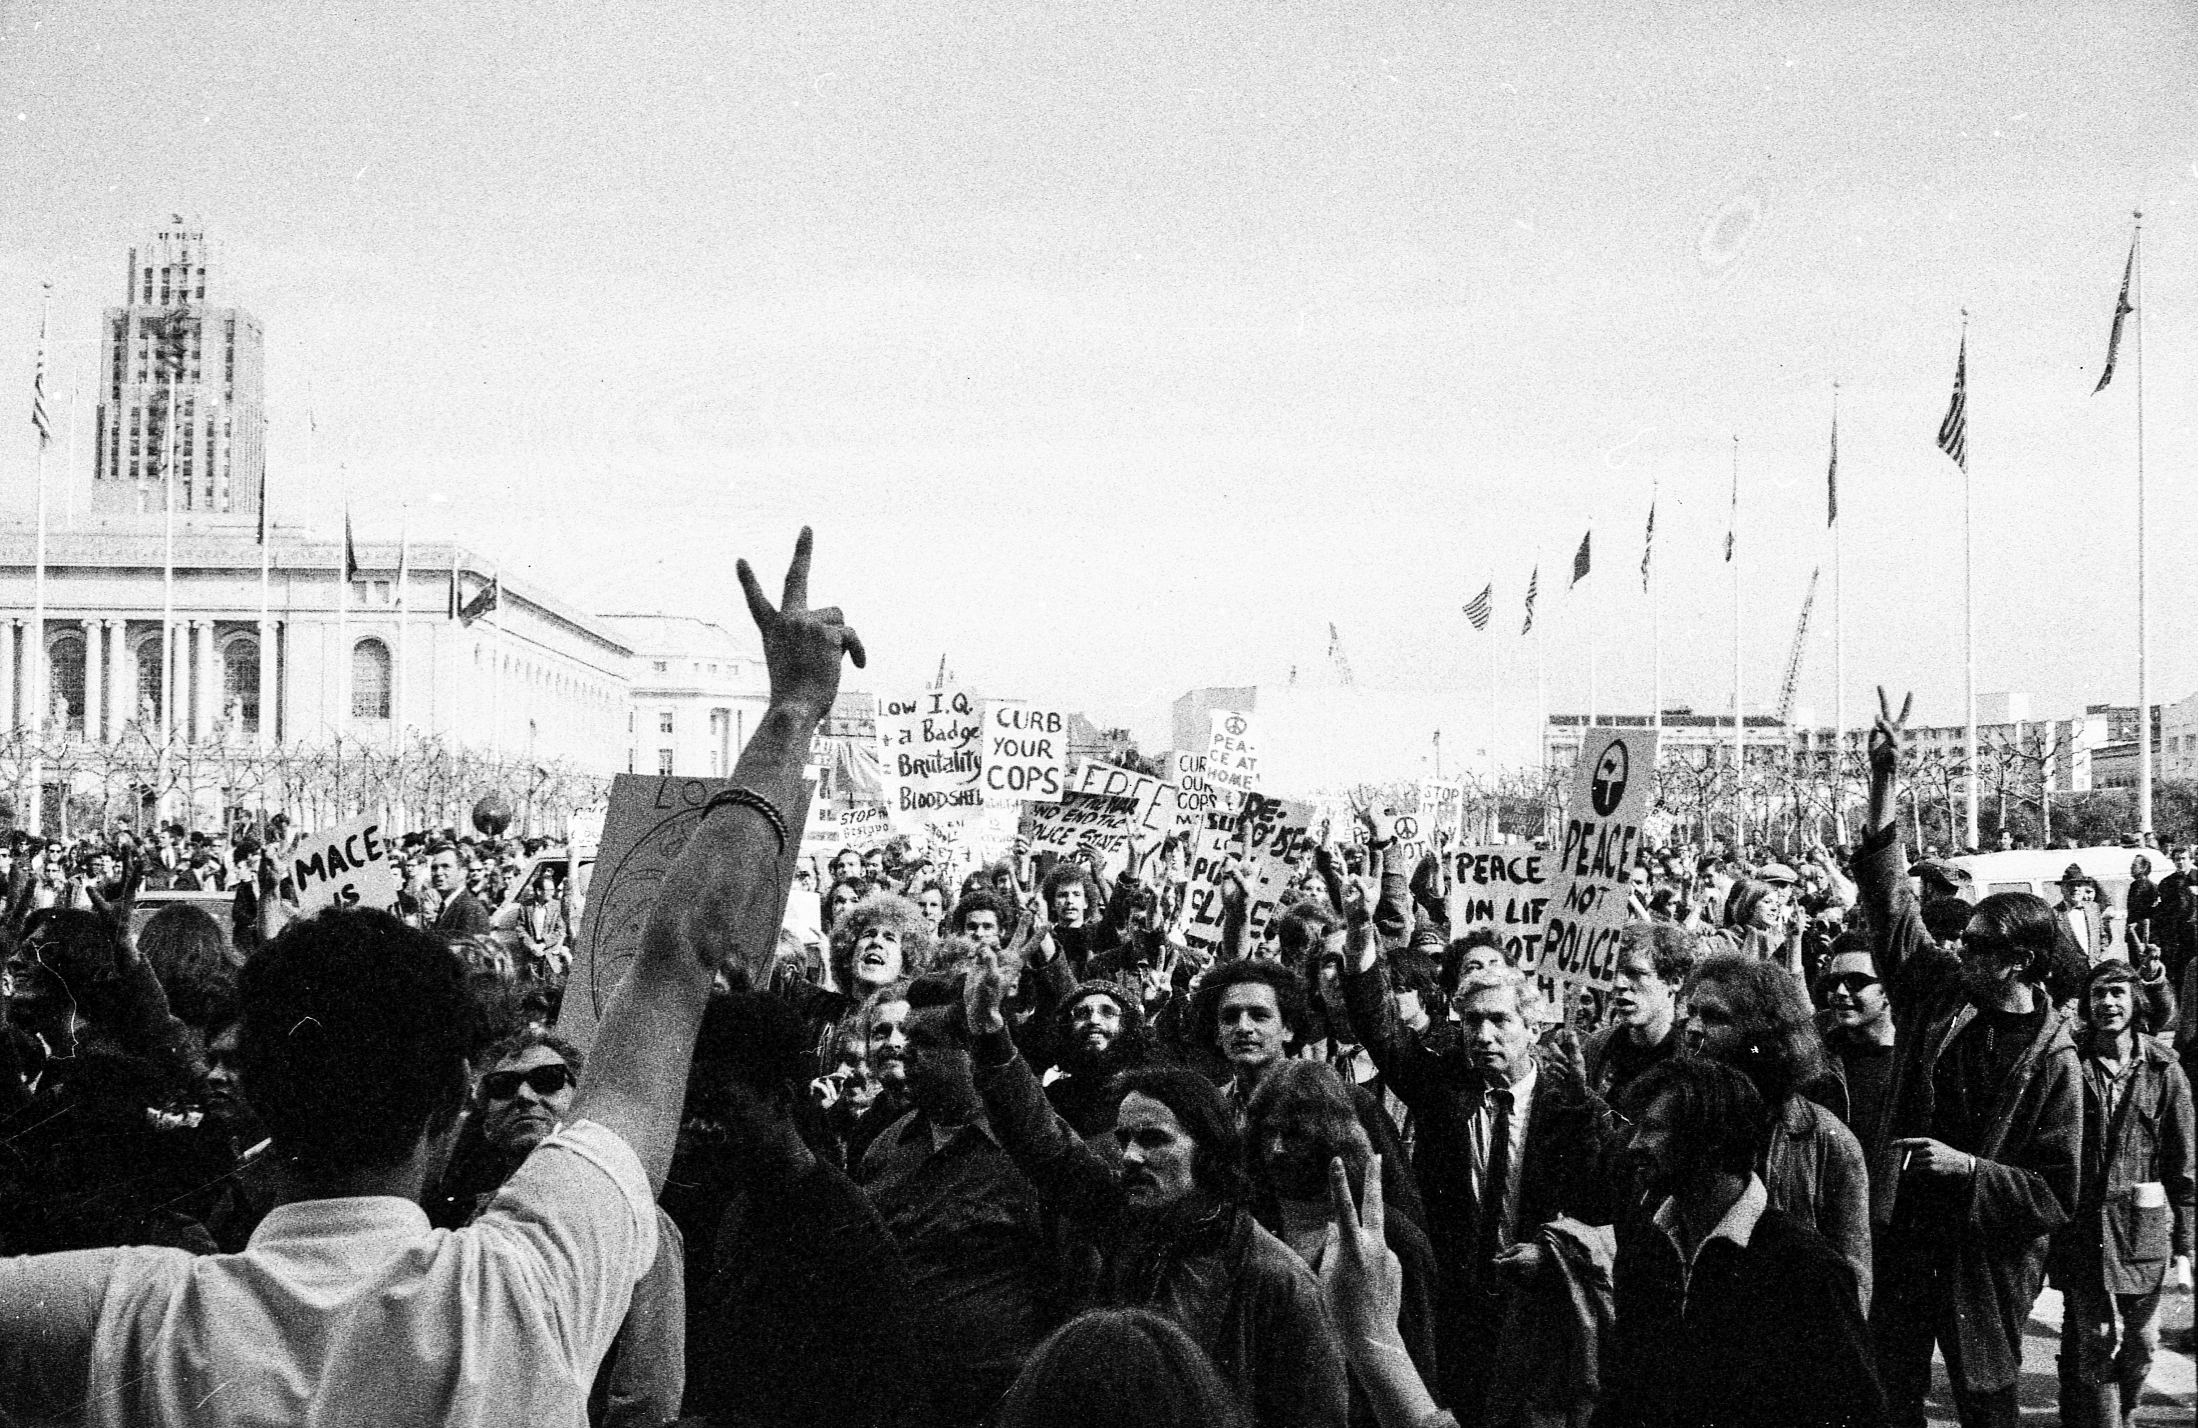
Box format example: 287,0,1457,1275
737,528,867,721
1869,686,1913,783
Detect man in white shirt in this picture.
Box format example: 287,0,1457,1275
0,528,863,1428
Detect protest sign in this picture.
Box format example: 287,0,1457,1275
1419,780,1463,840
566,807,606,863
1236,793,1315,946
1206,710,1259,798
981,702,1070,804
1177,807,1242,953
1529,729,1658,992
877,689,984,820
1167,749,1232,833
1448,844,1551,971
288,814,400,917
558,774,812,1054
1026,791,1143,857
1074,760,1171,835
802,797,893,861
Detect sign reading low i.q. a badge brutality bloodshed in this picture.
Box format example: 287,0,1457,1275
877,689,985,819
1530,728,1659,992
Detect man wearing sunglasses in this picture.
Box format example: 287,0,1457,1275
1857,687,2081,1428
1817,936,1897,1148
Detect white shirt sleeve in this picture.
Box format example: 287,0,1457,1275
471,1118,658,1375
0,1247,123,1427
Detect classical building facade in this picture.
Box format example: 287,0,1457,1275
598,614,770,777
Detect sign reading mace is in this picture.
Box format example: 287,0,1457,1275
289,814,400,918
1528,728,1659,992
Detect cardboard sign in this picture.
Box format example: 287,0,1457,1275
878,689,985,819
1237,794,1316,946
1073,760,1171,835
289,814,400,917
566,807,606,863
1167,749,1232,833
1419,780,1463,840
1177,807,1243,953
1206,710,1259,798
982,702,1070,803
1448,844,1551,968
557,774,812,1053
1530,729,1658,991
1027,791,1143,857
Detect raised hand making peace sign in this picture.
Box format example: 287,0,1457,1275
736,527,867,720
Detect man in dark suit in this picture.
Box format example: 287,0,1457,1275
427,841,491,936
1597,1056,1886,1428
2050,960,2196,1428
1343,948,1617,1421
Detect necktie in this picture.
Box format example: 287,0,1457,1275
1478,1085,1515,1273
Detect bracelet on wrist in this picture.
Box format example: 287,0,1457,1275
700,786,790,854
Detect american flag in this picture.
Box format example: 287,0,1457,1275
30,301,51,449
343,507,361,584
2094,238,2135,395
1521,566,1539,636
1463,583,1493,631
1640,503,1655,591
1937,330,1968,471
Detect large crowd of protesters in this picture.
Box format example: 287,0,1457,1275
0,534,2193,1428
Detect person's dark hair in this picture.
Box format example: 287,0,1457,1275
1387,949,1441,1003
950,888,1013,936
1441,926,1507,995
691,990,810,1100
1632,1055,1765,1180
1108,1066,1244,1200
1243,1059,1372,1192
238,908,473,1182
2083,958,2141,1002
902,970,968,1041
1040,862,1105,916
19,907,130,1026
139,902,237,1031
1965,891,2061,980
1190,959,1309,1054
1273,900,1342,966
1920,895,1973,945
997,1308,1251,1428
425,841,459,860
1616,920,1697,984
1680,953,1826,1113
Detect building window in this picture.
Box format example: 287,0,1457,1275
652,660,668,674
134,639,164,725
224,637,260,730
46,635,86,731
352,638,392,720
657,748,674,776
658,710,674,735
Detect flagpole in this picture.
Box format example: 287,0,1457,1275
337,486,349,746
2134,214,2151,838
1488,620,1498,786
258,412,272,751
1731,435,1743,844
491,564,504,766
1651,478,1662,739
1963,312,1978,852
159,369,177,817
29,285,52,832
396,513,409,758
1832,385,1846,841
1587,528,1598,728
64,376,77,532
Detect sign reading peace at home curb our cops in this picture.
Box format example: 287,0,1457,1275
1529,727,1659,992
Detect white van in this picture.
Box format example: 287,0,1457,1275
1943,845,2152,922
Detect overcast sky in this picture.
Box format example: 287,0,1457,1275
2,0,2191,758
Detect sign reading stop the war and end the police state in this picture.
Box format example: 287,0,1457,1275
1026,791,1143,856
877,689,984,818
982,703,1069,804
289,814,401,918
1529,728,1659,991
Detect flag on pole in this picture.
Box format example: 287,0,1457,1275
448,552,461,620
2093,239,2135,394
1937,331,1968,471
395,523,409,609
342,508,361,584
256,464,269,546
459,573,501,627
1640,503,1655,591
1522,566,1539,635
1571,531,1591,586
1826,411,1839,527
1463,583,1493,631
30,303,52,449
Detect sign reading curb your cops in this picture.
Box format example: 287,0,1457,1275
1530,728,1658,991
289,814,400,917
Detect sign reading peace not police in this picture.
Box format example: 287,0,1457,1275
1529,728,1659,991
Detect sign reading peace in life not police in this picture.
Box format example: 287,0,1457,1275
1530,728,1658,990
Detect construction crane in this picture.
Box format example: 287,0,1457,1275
1774,567,1821,725
1327,622,1356,686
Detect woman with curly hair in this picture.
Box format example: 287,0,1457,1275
1680,951,1873,1310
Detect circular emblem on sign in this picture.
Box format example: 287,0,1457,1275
1224,714,1247,737
1589,739,1630,817
1393,815,1420,840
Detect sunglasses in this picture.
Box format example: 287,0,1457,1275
1820,972,1880,996
481,1064,573,1101
1958,930,2020,962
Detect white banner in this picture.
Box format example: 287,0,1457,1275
1206,710,1259,799
878,689,985,820
981,702,1070,804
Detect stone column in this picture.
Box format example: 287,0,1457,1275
106,621,129,738
0,621,16,731
258,618,276,748
192,620,215,744
82,619,103,741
